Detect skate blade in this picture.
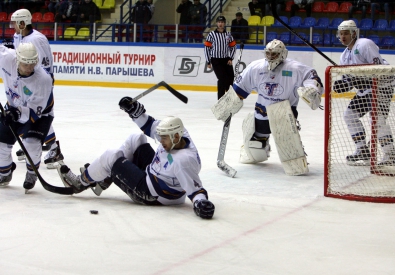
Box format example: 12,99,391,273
25,189,29,194
0,182,10,187
46,160,65,169
347,160,370,166
17,157,26,161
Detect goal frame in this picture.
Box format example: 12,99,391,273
324,64,395,203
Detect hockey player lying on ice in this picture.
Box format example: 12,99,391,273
57,97,215,219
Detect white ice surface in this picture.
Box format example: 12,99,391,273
0,86,394,275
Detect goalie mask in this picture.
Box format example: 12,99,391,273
156,116,184,151
16,42,39,66
264,39,288,71
10,9,32,29
337,20,358,46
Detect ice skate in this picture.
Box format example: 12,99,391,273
24,171,37,194
378,151,395,166
44,141,64,169
57,165,94,194
16,149,26,161
0,162,16,187
346,145,371,166
80,163,113,196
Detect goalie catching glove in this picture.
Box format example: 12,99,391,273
194,199,215,219
297,79,322,110
119,97,146,119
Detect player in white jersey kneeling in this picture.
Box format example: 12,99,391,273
212,39,323,175
334,20,395,166
58,97,215,219
0,43,54,192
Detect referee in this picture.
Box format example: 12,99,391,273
204,16,237,100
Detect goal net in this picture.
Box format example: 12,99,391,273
324,65,395,203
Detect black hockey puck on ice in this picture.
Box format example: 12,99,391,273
90,210,99,214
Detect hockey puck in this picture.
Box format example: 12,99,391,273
90,210,99,215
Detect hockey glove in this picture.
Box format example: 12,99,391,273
0,106,21,126
333,80,350,93
119,97,146,119
193,199,215,219
297,86,321,110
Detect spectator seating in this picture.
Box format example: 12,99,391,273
359,18,373,32
350,18,359,27
289,16,302,28
31,12,43,23
285,1,294,12
323,2,339,13
4,28,14,38
332,34,342,46
272,16,288,28
41,12,55,23
0,12,7,22
74,27,91,40
100,0,115,10
248,15,261,26
312,2,325,13
247,31,263,44
163,25,186,43
261,16,274,26
338,2,352,13
328,18,343,30
94,0,103,8
314,17,330,29
371,19,388,31
323,33,332,46
7,13,13,21
312,33,322,45
300,17,316,28
63,27,76,39
380,36,395,48
278,32,290,44
266,31,277,42
387,20,395,31
367,34,380,45
291,32,307,45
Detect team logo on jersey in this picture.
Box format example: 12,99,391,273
6,88,20,100
261,82,284,97
173,56,200,77
354,49,360,55
282,70,292,77
23,86,32,96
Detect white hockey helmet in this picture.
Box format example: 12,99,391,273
10,9,32,26
337,20,358,39
156,116,184,150
16,43,39,66
264,39,288,71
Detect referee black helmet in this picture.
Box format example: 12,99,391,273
216,16,226,22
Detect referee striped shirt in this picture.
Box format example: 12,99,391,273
204,29,237,65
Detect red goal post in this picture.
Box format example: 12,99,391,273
324,64,395,203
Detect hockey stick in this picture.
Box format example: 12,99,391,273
271,0,337,66
0,103,74,195
217,42,244,178
132,81,188,104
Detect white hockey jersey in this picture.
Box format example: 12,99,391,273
234,58,322,119
134,114,208,205
340,38,389,96
13,29,53,74
0,45,54,123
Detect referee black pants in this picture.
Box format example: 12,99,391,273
211,58,235,100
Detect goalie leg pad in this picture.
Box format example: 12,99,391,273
239,113,269,164
267,100,309,175
211,86,243,122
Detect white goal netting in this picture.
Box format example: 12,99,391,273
325,65,395,202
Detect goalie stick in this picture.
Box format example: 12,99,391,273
270,0,337,66
0,103,74,195
217,42,244,178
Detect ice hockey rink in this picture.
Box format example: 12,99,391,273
0,85,394,275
